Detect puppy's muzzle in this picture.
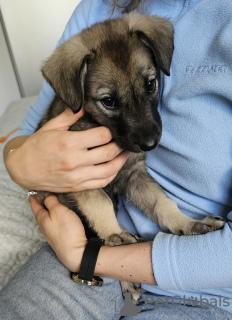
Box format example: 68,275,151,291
139,137,159,152
127,127,161,153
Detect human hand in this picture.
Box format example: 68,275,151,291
5,108,130,192
31,193,87,272
31,194,157,286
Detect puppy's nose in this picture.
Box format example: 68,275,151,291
140,139,158,151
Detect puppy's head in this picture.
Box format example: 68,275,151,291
42,13,174,152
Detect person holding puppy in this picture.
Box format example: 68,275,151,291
1,0,232,319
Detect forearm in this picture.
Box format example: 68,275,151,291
96,241,157,285
71,241,157,285
153,220,232,290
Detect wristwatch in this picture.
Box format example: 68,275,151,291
71,238,105,286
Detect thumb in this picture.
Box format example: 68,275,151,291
41,107,84,131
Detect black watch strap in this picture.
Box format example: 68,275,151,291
78,238,104,282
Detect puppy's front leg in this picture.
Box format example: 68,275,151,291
69,189,140,245
120,167,225,236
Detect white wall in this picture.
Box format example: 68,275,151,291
0,0,80,115
0,22,20,117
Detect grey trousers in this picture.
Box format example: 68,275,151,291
0,243,231,320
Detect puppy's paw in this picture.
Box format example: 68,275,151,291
121,281,143,304
180,215,225,236
105,231,143,246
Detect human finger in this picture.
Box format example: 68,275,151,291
89,150,130,180
69,150,129,184
41,107,84,132
30,195,48,225
43,194,68,213
76,126,113,150
41,150,130,192
73,172,118,191
61,150,130,191
76,141,123,167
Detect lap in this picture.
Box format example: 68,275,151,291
0,243,123,320
0,243,231,320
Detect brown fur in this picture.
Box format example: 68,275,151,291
36,12,225,302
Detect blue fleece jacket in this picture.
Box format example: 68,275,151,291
9,0,232,313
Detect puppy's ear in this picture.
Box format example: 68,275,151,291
41,36,93,113
127,13,174,76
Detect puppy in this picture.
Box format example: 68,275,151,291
36,12,225,301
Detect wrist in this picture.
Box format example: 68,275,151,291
63,240,88,272
71,238,104,286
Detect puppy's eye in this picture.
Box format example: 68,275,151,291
101,97,116,109
146,79,156,93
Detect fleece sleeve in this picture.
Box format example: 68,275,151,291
152,211,232,290
7,0,115,141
